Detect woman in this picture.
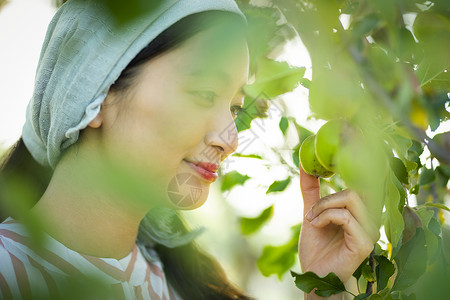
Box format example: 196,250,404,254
0,0,379,299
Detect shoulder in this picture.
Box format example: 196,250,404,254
0,218,67,299
0,217,33,299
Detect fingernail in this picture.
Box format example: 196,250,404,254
306,210,313,221
310,217,318,225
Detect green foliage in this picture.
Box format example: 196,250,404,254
220,170,250,192
290,271,347,297
243,58,306,100
384,173,405,249
257,224,300,280
54,0,165,24
279,116,289,135
231,153,263,160
235,59,306,132
239,205,274,235
231,0,450,297
423,202,450,213
392,228,427,291
374,255,395,292
266,177,291,194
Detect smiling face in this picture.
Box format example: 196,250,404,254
85,25,249,211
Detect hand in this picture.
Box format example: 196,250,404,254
298,164,380,291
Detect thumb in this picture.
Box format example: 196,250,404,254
299,163,320,217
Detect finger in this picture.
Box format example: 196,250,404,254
306,190,380,242
299,163,320,217
310,208,376,251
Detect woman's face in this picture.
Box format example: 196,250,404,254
92,26,249,211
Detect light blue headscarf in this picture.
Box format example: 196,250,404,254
22,0,246,170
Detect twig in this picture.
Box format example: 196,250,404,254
365,247,376,295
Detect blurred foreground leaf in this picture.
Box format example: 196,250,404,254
266,177,291,194
240,205,274,235
257,224,300,280
220,170,250,192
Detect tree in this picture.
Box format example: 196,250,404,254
230,0,450,298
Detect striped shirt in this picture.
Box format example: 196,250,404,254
0,217,183,300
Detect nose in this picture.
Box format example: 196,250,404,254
204,117,238,160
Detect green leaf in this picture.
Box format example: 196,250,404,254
341,1,359,14
409,184,419,195
98,0,165,24
402,206,423,244
220,170,250,192
240,205,274,235
400,293,417,300
418,168,435,186
384,172,405,248
279,116,289,135
423,202,450,213
412,210,441,264
354,293,371,300
391,174,406,209
415,206,434,227
389,157,409,185
416,50,450,88
436,164,450,177
428,217,441,236
231,153,263,159
351,13,381,37
353,258,369,281
392,228,427,291
366,295,383,300
292,143,301,170
387,132,416,173
266,177,291,194
362,264,376,282
257,228,299,280
243,58,306,99
290,271,346,297
423,227,440,264
436,165,450,187
235,95,269,132
291,119,314,144
374,255,395,292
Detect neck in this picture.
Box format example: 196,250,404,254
29,143,148,260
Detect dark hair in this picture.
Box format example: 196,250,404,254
0,10,253,300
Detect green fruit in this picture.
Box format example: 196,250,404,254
315,120,345,171
299,135,334,178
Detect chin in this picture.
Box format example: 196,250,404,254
166,172,210,209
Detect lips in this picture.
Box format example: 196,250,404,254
184,160,219,182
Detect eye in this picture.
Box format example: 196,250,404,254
191,91,218,105
230,105,243,118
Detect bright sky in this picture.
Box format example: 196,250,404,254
0,0,56,148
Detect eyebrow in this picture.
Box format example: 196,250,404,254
186,68,247,99
187,69,231,84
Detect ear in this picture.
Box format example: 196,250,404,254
88,110,103,129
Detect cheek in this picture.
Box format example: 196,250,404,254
128,95,209,159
